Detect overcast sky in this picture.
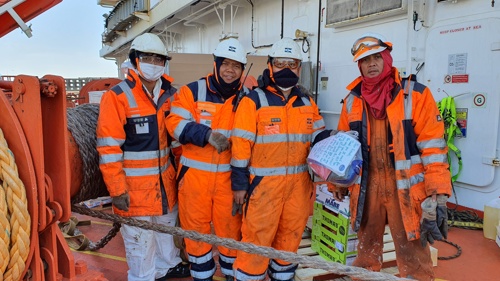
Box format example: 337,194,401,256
0,0,118,78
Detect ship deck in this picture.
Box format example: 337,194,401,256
71,211,500,281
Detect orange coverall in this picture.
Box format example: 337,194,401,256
231,85,329,281
166,75,248,279
335,69,452,280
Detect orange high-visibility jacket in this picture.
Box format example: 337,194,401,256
96,70,178,217
231,85,327,192
166,75,248,174
339,68,452,241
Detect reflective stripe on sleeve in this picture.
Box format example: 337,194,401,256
417,138,447,150
97,137,125,147
230,158,249,168
99,153,123,165
232,128,256,141
422,154,448,166
313,119,325,130
171,106,194,121
173,119,191,140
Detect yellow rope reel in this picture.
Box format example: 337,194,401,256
0,128,31,281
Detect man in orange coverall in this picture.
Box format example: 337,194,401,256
166,38,249,281
230,37,332,281
96,33,189,281
331,32,452,281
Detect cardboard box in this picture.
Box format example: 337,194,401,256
311,201,358,264
317,239,357,265
312,202,356,241
314,182,350,218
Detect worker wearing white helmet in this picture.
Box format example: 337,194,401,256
166,37,249,281
97,33,189,281
230,37,331,281
330,32,451,281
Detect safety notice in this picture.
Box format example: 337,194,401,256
451,74,469,83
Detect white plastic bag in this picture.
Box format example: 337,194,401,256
307,131,362,187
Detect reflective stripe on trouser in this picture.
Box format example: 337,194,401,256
121,205,182,281
178,166,242,279
234,172,312,281
352,116,434,281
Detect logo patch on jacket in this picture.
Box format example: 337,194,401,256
271,118,281,123
306,118,313,129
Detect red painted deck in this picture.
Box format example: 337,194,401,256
70,211,500,281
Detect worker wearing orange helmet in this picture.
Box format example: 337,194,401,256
330,32,452,280
166,38,249,281
230,37,331,281
96,33,189,281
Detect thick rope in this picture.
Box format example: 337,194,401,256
0,177,9,280
72,205,410,281
66,104,108,204
0,128,31,281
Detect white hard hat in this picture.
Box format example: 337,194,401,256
351,32,392,62
213,38,247,64
268,37,302,61
130,33,168,57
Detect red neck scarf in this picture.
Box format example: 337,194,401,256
358,50,395,119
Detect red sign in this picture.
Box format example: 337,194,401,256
451,74,469,83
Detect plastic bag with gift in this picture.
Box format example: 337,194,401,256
307,131,362,187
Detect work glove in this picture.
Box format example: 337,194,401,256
232,201,243,216
112,193,130,211
436,194,449,239
420,196,443,247
208,132,230,154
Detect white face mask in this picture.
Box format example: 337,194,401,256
138,62,164,81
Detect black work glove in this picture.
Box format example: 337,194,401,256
420,196,443,247
112,193,130,211
232,201,243,216
436,194,449,239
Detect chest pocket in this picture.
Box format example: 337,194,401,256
297,106,314,133
258,108,283,135
195,102,218,128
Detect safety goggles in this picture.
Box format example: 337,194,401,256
351,36,392,57
272,58,301,70
139,53,167,65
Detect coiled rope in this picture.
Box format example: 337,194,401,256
66,104,108,204
0,128,31,281
72,205,410,281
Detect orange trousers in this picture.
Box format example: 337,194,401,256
352,116,434,280
233,172,313,281
178,166,242,279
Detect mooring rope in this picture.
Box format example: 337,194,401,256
72,204,410,281
0,128,31,281
66,104,108,204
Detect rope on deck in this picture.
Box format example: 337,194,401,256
72,204,412,281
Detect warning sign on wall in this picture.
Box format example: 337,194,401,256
451,74,469,83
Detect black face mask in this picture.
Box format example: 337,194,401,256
272,68,299,90
212,57,243,99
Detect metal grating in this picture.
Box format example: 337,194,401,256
102,0,150,43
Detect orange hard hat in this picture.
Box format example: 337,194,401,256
351,32,393,62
